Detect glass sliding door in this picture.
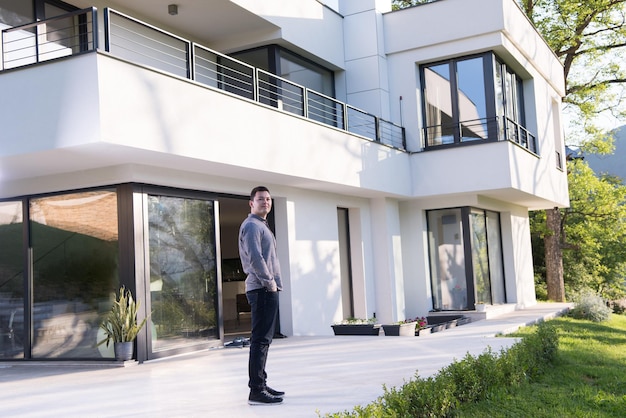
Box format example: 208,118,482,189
428,207,506,310
0,201,25,358
427,209,468,310
470,209,492,304
146,194,219,354
30,190,119,358
486,211,506,304
337,208,354,318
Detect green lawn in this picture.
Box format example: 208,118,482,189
454,315,626,417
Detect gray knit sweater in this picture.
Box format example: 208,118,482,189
238,213,283,292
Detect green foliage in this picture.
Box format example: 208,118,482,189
569,290,612,322
323,322,559,418
455,315,626,417
335,317,377,325
97,286,147,346
563,160,626,299
532,159,626,301
520,0,626,307
522,0,626,144
391,0,434,11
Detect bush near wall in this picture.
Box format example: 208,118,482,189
323,322,559,418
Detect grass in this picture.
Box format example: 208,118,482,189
453,314,626,417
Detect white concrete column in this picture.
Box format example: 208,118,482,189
369,197,405,324
340,0,392,119
501,207,537,308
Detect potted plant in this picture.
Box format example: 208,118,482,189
97,286,148,361
331,317,380,336
382,319,417,336
475,302,487,312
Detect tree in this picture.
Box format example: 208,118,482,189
565,163,626,298
533,160,626,300
520,0,626,301
521,0,626,146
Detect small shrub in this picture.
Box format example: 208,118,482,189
569,291,611,322
382,374,458,417
439,353,483,403
323,322,559,418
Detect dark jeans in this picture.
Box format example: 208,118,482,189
246,288,279,392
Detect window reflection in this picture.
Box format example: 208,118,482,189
470,210,492,304
428,209,467,310
424,63,454,145
428,207,506,310
30,190,119,359
422,52,531,150
0,201,24,359
457,58,488,141
148,195,218,352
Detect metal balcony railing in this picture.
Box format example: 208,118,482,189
0,7,405,151
1,7,97,70
104,7,406,150
424,116,538,155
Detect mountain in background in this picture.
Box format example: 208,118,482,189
585,125,626,182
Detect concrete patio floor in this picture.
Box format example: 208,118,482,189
0,302,571,418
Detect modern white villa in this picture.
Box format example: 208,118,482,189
0,0,568,363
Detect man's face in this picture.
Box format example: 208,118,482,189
250,191,272,219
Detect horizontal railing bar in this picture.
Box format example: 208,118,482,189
106,43,188,73
2,8,93,33
109,23,188,59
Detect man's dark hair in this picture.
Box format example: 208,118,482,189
250,186,270,200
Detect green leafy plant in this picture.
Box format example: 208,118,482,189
97,286,148,347
397,316,427,329
569,290,612,322
334,317,377,325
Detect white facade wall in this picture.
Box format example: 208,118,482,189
0,0,570,342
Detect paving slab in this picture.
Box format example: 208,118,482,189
0,302,571,418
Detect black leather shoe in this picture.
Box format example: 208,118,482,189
224,337,244,348
248,390,283,405
265,386,285,397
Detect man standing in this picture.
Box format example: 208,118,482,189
238,186,285,405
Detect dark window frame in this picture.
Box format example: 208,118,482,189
420,51,531,152
426,206,507,311
230,44,335,98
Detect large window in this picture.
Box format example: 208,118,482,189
0,201,24,359
427,207,506,310
231,45,334,97
30,190,119,359
0,185,226,362
421,52,536,153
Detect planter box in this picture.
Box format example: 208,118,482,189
382,322,417,336
457,317,472,326
426,315,463,325
331,324,380,336
423,315,471,333
429,324,446,333
416,327,432,337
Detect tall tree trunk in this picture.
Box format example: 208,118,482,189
545,208,565,302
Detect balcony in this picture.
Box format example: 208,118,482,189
424,116,538,155
1,7,405,151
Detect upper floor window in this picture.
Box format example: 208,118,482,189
231,45,334,98
421,52,537,154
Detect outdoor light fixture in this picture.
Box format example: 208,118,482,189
168,4,178,15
